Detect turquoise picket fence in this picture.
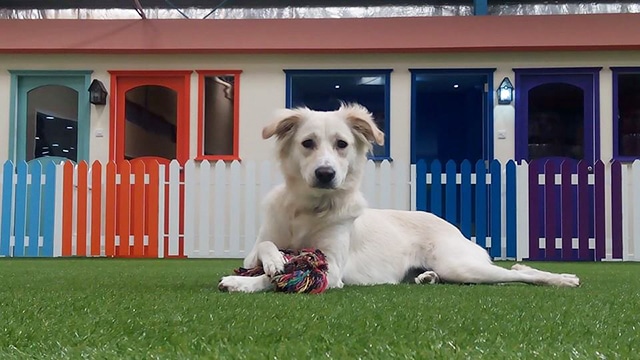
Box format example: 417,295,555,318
0,160,58,257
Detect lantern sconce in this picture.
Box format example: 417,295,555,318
497,77,514,105
88,79,108,105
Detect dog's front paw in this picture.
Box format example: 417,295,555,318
262,253,286,277
218,276,258,293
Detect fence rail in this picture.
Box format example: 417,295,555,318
1,158,639,262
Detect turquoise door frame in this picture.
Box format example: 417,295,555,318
8,70,93,163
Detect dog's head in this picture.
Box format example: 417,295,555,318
262,103,384,192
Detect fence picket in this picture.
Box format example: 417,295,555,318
577,161,591,261
528,161,540,260
183,160,196,258
76,161,89,257
0,161,14,256
167,160,181,257
610,161,623,259
213,160,227,257
475,160,487,249
430,160,442,217
27,161,42,257
132,161,145,257
244,161,257,253
544,161,557,260
505,160,516,259
90,161,102,256
61,161,74,256
14,161,28,257
633,161,640,261
560,161,574,260
118,161,132,256
515,160,529,261
258,161,272,226
415,160,427,211
105,162,117,257
157,164,166,259
198,160,211,258
594,160,606,260
363,160,376,207
229,160,242,257
42,162,57,257
146,161,160,258
380,160,392,209
394,161,408,211
490,159,501,259
445,160,457,224
459,160,471,238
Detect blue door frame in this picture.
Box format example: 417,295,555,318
409,68,496,164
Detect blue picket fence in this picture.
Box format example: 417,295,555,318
0,160,58,257
415,159,518,259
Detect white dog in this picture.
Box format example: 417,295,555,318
218,103,580,292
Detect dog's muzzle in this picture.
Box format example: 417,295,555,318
313,166,336,189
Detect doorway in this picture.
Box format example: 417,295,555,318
110,71,191,258
10,70,92,165
411,69,494,164
514,67,601,260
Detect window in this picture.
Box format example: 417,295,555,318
35,112,78,162
613,67,640,160
285,69,392,159
196,70,241,161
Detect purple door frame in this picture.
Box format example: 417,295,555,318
514,67,601,163
514,67,601,261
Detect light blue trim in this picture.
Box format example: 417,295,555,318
474,0,488,15
283,69,393,159
8,70,93,163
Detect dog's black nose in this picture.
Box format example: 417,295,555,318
315,166,336,185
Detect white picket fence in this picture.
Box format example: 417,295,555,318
174,159,411,258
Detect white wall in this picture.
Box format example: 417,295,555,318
0,51,639,164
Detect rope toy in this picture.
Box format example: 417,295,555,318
232,248,329,294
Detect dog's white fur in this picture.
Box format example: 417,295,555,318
218,103,580,292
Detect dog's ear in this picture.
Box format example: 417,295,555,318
262,108,302,141
343,103,385,146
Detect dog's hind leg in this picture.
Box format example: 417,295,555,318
414,270,441,285
435,261,580,287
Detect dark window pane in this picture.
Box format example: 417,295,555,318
125,85,177,160
27,85,79,162
527,83,584,161
617,73,640,157
289,72,388,158
203,75,235,156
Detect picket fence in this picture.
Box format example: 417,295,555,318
0,159,410,259
1,158,639,261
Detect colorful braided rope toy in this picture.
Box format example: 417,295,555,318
232,248,329,294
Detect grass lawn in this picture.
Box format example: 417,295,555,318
0,259,638,359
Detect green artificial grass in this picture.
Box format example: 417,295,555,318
0,259,638,359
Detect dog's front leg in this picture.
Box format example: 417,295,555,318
317,231,350,289
324,253,345,289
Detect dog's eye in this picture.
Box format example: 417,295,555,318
301,139,315,149
336,140,348,149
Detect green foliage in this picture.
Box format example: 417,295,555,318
0,259,638,359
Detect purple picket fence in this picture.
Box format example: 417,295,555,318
527,159,624,261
